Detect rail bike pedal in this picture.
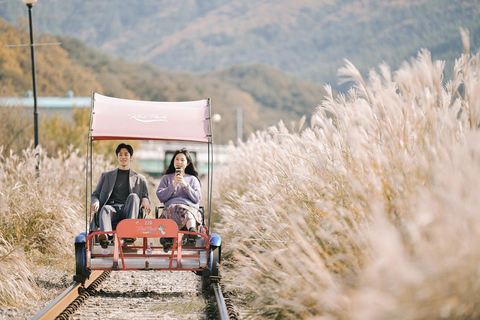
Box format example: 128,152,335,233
209,275,222,282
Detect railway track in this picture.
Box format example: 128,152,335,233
30,271,237,320
31,270,106,320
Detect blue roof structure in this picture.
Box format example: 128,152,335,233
0,97,90,108
0,91,90,108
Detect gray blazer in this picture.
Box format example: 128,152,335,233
90,168,149,230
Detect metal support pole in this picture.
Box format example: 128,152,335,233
26,2,40,176
27,4,39,148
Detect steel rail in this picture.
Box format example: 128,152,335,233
32,271,233,319
212,282,230,320
30,270,104,320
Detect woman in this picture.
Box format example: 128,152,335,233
156,148,202,250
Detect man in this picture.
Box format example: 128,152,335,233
90,143,150,248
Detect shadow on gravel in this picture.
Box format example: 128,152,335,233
96,290,194,298
35,275,69,290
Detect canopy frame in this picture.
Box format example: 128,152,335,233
84,92,214,236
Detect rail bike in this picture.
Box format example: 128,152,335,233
74,93,221,285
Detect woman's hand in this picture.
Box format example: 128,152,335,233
173,171,188,189
173,171,181,186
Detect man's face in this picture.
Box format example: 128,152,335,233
117,148,131,169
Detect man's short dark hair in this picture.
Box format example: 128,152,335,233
116,143,133,156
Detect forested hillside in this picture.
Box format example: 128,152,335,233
1,0,478,89
0,19,326,145
0,19,101,97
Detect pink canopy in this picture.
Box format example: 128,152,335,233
90,93,211,143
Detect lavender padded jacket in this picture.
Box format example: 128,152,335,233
156,173,201,208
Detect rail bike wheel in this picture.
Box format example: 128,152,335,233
74,233,91,282
211,245,221,277
74,242,86,280
201,245,221,289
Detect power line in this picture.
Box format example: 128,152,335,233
1,42,61,48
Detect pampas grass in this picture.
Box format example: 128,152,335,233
214,31,480,319
0,236,36,306
0,145,110,307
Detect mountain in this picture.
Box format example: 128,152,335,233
0,19,326,144
1,0,478,89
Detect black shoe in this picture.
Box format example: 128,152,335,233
185,238,196,247
160,237,173,252
98,234,109,249
185,227,197,247
188,227,197,239
124,237,136,245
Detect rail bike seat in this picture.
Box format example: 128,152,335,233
90,206,145,232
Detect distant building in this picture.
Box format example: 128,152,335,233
0,90,90,118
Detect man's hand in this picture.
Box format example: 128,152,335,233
140,198,151,215
92,201,100,213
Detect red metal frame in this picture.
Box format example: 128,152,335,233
85,219,210,272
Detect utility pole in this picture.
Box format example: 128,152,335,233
23,0,40,175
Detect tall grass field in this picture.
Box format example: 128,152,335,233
0,146,110,307
1,31,479,319
213,31,480,319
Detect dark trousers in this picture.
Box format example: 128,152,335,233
99,193,140,233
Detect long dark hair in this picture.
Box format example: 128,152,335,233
164,148,200,181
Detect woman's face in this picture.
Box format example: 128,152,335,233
174,153,189,172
